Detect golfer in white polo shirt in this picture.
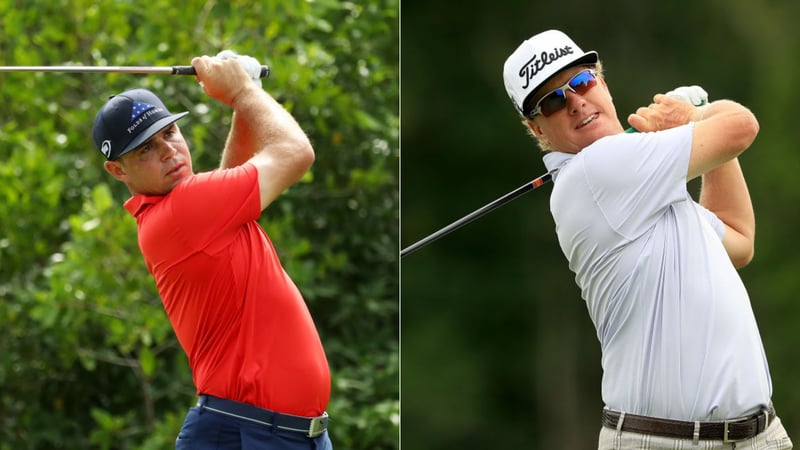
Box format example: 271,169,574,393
503,29,792,449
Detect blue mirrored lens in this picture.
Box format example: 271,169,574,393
535,70,597,117
569,71,596,92
540,89,568,115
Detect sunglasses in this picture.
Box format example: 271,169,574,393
526,69,598,119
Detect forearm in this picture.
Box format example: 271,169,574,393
700,159,754,237
700,158,755,266
219,85,311,169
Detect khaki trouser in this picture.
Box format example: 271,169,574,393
598,416,792,450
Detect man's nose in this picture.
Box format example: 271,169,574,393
158,141,178,160
565,90,585,115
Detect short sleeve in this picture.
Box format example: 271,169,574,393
581,124,694,239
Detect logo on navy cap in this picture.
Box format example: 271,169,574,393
101,140,112,159
126,101,164,134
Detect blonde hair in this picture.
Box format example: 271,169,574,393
522,60,605,152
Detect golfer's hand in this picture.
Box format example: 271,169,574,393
192,55,254,105
216,50,263,88
665,85,708,107
627,94,703,132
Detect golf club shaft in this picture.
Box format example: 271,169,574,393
401,172,552,258
0,65,270,78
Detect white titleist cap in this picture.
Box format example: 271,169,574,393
503,30,598,117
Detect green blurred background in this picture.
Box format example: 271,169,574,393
1,0,398,448
401,0,800,448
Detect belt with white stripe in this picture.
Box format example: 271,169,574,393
197,395,329,438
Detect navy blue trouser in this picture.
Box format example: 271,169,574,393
175,404,333,450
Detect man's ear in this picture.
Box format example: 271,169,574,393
528,120,544,139
525,119,550,146
103,160,128,182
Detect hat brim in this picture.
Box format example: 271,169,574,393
521,51,598,116
115,111,189,159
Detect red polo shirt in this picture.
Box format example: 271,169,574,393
124,163,330,417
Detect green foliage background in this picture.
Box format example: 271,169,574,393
402,0,800,449
0,0,398,448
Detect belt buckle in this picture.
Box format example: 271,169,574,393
307,412,329,438
722,417,748,444
723,407,771,444
722,420,733,444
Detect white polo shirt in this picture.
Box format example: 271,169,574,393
543,123,771,420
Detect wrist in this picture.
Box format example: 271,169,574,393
692,104,709,122
230,83,262,108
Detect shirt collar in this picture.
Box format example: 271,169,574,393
123,194,163,218
542,152,575,182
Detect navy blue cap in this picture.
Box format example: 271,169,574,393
92,88,188,160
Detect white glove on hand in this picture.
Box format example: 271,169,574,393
665,85,708,106
216,50,263,88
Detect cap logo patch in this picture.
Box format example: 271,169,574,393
130,101,155,121
127,101,164,134
101,140,112,158
518,45,575,89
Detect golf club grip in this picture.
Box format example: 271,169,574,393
401,173,552,258
171,65,271,79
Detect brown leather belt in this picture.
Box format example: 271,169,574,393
601,405,775,443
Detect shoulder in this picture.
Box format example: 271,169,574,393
190,164,258,182
166,166,259,201
581,125,694,165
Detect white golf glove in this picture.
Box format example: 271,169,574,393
665,85,708,106
216,50,263,88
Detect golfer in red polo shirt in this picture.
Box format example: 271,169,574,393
93,52,331,449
